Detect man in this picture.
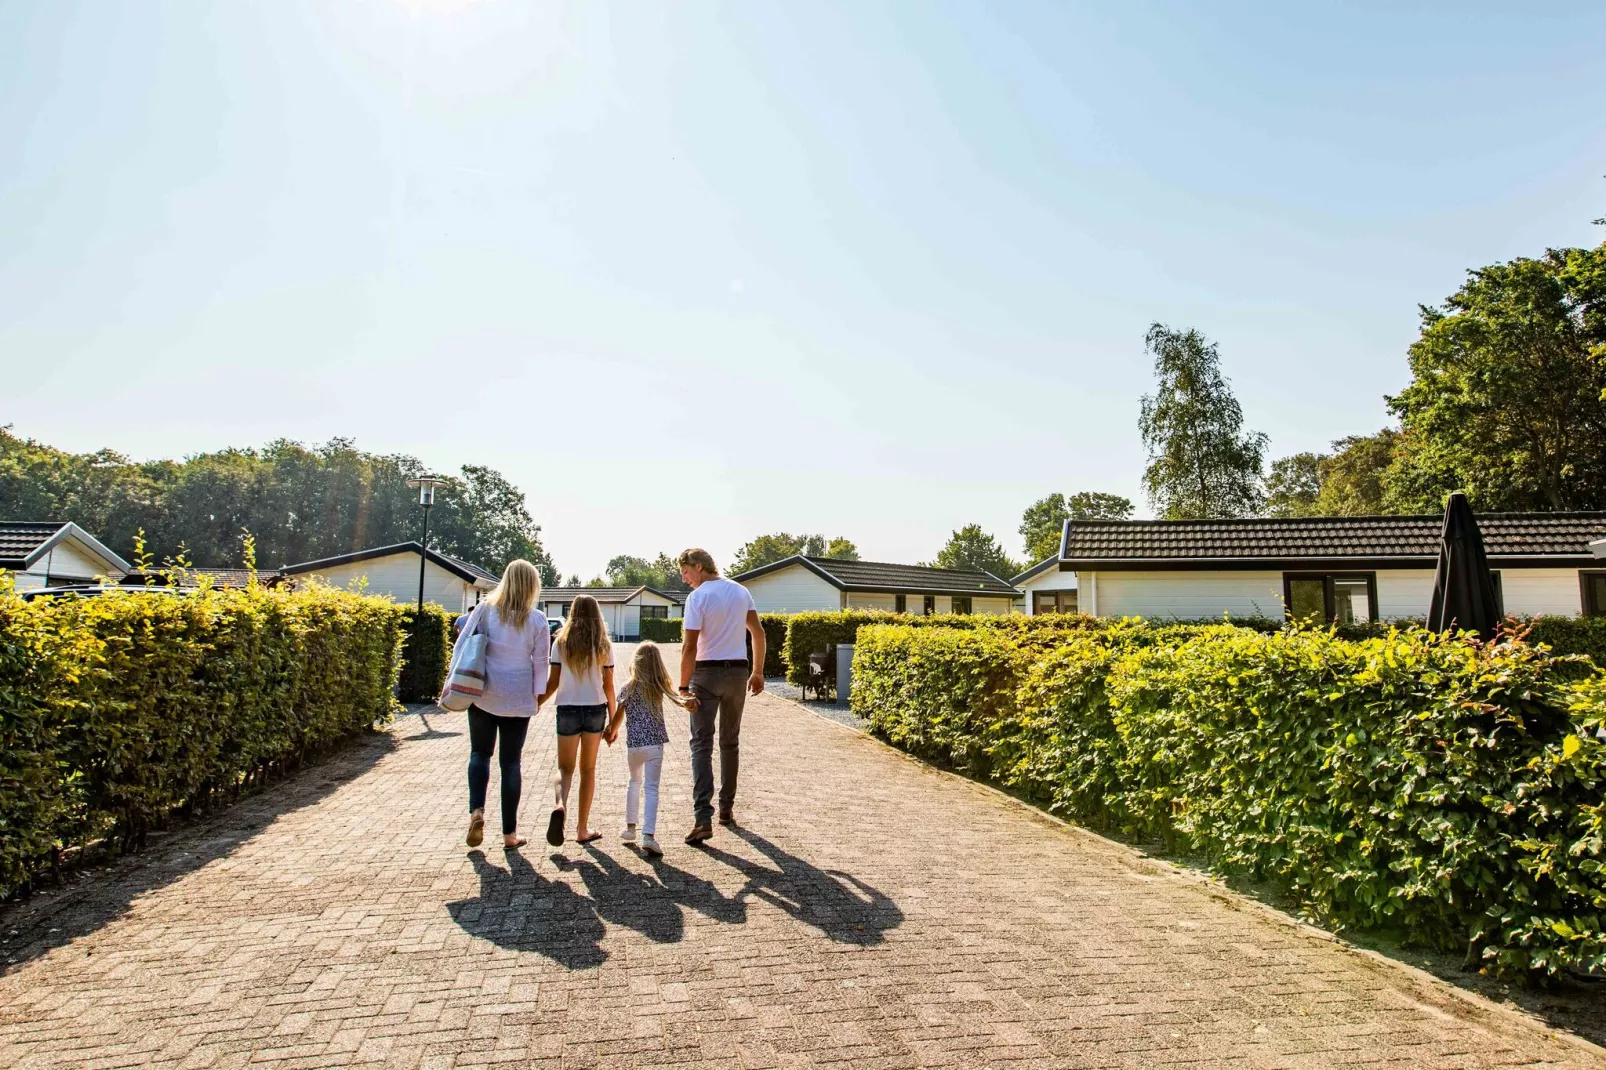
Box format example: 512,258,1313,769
676,547,765,845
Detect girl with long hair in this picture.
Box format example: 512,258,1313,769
543,594,615,846
607,642,682,858
447,558,549,850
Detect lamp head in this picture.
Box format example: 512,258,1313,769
406,475,449,507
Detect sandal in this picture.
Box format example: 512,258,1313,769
546,808,565,847
575,832,603,845
466,811,485,848
503,837,528,850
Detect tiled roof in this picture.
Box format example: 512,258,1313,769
281,542,497,586
1060,512,1606,565
122,568,283,588
0,522,67,568
734,556,1020,596
539,586,685,604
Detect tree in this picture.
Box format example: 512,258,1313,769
728,532,859,575
1264,453,1322,517
1385,247,1606,511
1019,492,1134,562
604,552,689,591
928,524,1022,580
1319,431,1397,515
1138,324,1268,518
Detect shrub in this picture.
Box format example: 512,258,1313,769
759,614,787,676
851,620,1606,982
398,605,453,703
0,583,404,898
1523,614,1606,667
641,616,682,643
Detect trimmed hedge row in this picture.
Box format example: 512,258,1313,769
640,616,682,643
398,605,453,703
852,621,1606,981
637,613,787,676
0,583,404,898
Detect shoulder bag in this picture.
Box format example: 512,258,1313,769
440,607,488,712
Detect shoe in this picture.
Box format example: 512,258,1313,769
717,806,735,826
641,834,663,858
684,824,713,845
466,810,485,848
546,808,565,847
620,825,637,843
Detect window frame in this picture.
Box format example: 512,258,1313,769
1281,571,1379,625
922,595,935,615
951,595,972,615
894,593,907,613
1582,570,1606,617
1033,590,1078,615
639,604,669,620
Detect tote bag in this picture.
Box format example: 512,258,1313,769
440,609,488,712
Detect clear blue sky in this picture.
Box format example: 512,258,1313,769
3,1,1603,578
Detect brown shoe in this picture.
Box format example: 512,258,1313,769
684,824,713,845
717,806,735,826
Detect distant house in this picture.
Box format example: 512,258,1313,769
280,542,497,613
732,557,1020,615
1,522,130,590
537,586,684,641
1012,555,1078,615
1055,513,1606,622
121,568,284,588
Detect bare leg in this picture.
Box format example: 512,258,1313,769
576,732,603,838
554,734,580,811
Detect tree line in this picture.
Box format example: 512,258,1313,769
0,431,558,582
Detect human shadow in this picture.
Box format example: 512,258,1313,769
0,729,397,975
554,845,750,945
446,849,607,969
400,707,462,740
700,827,902,945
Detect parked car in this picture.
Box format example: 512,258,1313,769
19,584,186,601
548,616,564,634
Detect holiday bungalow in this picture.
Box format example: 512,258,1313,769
1054,512,1606,623
1012,555,1079,615
280,542,498,612
732,557,1021,615
537,586,684,641
1,522,131,590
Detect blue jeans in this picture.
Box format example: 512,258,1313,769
467,706,531,835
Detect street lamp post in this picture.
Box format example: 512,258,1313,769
406,475,450,613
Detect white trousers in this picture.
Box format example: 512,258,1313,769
626,745,664,836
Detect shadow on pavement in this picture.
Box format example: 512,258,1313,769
0,729,397,976
447,850,609,969
403,708,463,740
701,826,903,945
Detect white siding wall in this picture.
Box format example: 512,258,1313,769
1092,571,1287,621
635,589,685,620
294,554,476,612
1501,569,1583,616
1019,569,1078,615
931,595,952,614
846,592,897,611
40,538,124,582
743,566,841,613
1376,570,1436,619
13,571,47,591
973,597,1013,615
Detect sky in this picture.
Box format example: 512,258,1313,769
2,1,1603,579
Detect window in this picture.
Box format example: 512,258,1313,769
640,605,668,619
1282,573,1378,625
951,596,972,614
895,594,907,613
1034,590,1078,615
1583,571,1606,617
923,595,935,615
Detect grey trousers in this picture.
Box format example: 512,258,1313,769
688,665,749,825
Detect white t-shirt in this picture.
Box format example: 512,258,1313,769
684,577,757,662
550,638,615,706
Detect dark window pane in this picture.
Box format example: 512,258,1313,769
1586,573,1606,617
952,596,972,614
895,594,907,613
1287,579,1325,624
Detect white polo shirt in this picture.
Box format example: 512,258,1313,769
683,577,756,662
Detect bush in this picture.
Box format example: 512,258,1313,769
398,605,453,703
851,620,1606,982
759,614,787,676
641,616,682,643
0,583,404,898
1523,614,1606,667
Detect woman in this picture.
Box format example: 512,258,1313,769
447,559,550,850
544,594,616,846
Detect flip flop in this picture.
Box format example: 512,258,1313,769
575,832,603,845
466,812,484,848
546,808,565,847
503,837,528,850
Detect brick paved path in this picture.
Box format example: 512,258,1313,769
3,656,1603,1069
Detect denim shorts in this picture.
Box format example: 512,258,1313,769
555,703,608,736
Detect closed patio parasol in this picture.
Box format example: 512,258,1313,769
1426,491,1501,638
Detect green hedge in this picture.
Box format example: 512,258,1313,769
641,616,682,643
1524,615,1606,667
398,605,453,703
852,621,1606,982
0,583,404,898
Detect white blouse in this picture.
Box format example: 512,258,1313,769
450,603,551,717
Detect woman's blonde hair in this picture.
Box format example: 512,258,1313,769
621,641,682,714
487,559,541,627
555,594,611,677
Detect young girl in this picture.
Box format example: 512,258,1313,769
542,595,615,847
607,642,682,858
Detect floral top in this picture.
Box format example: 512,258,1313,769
619,684,670,749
